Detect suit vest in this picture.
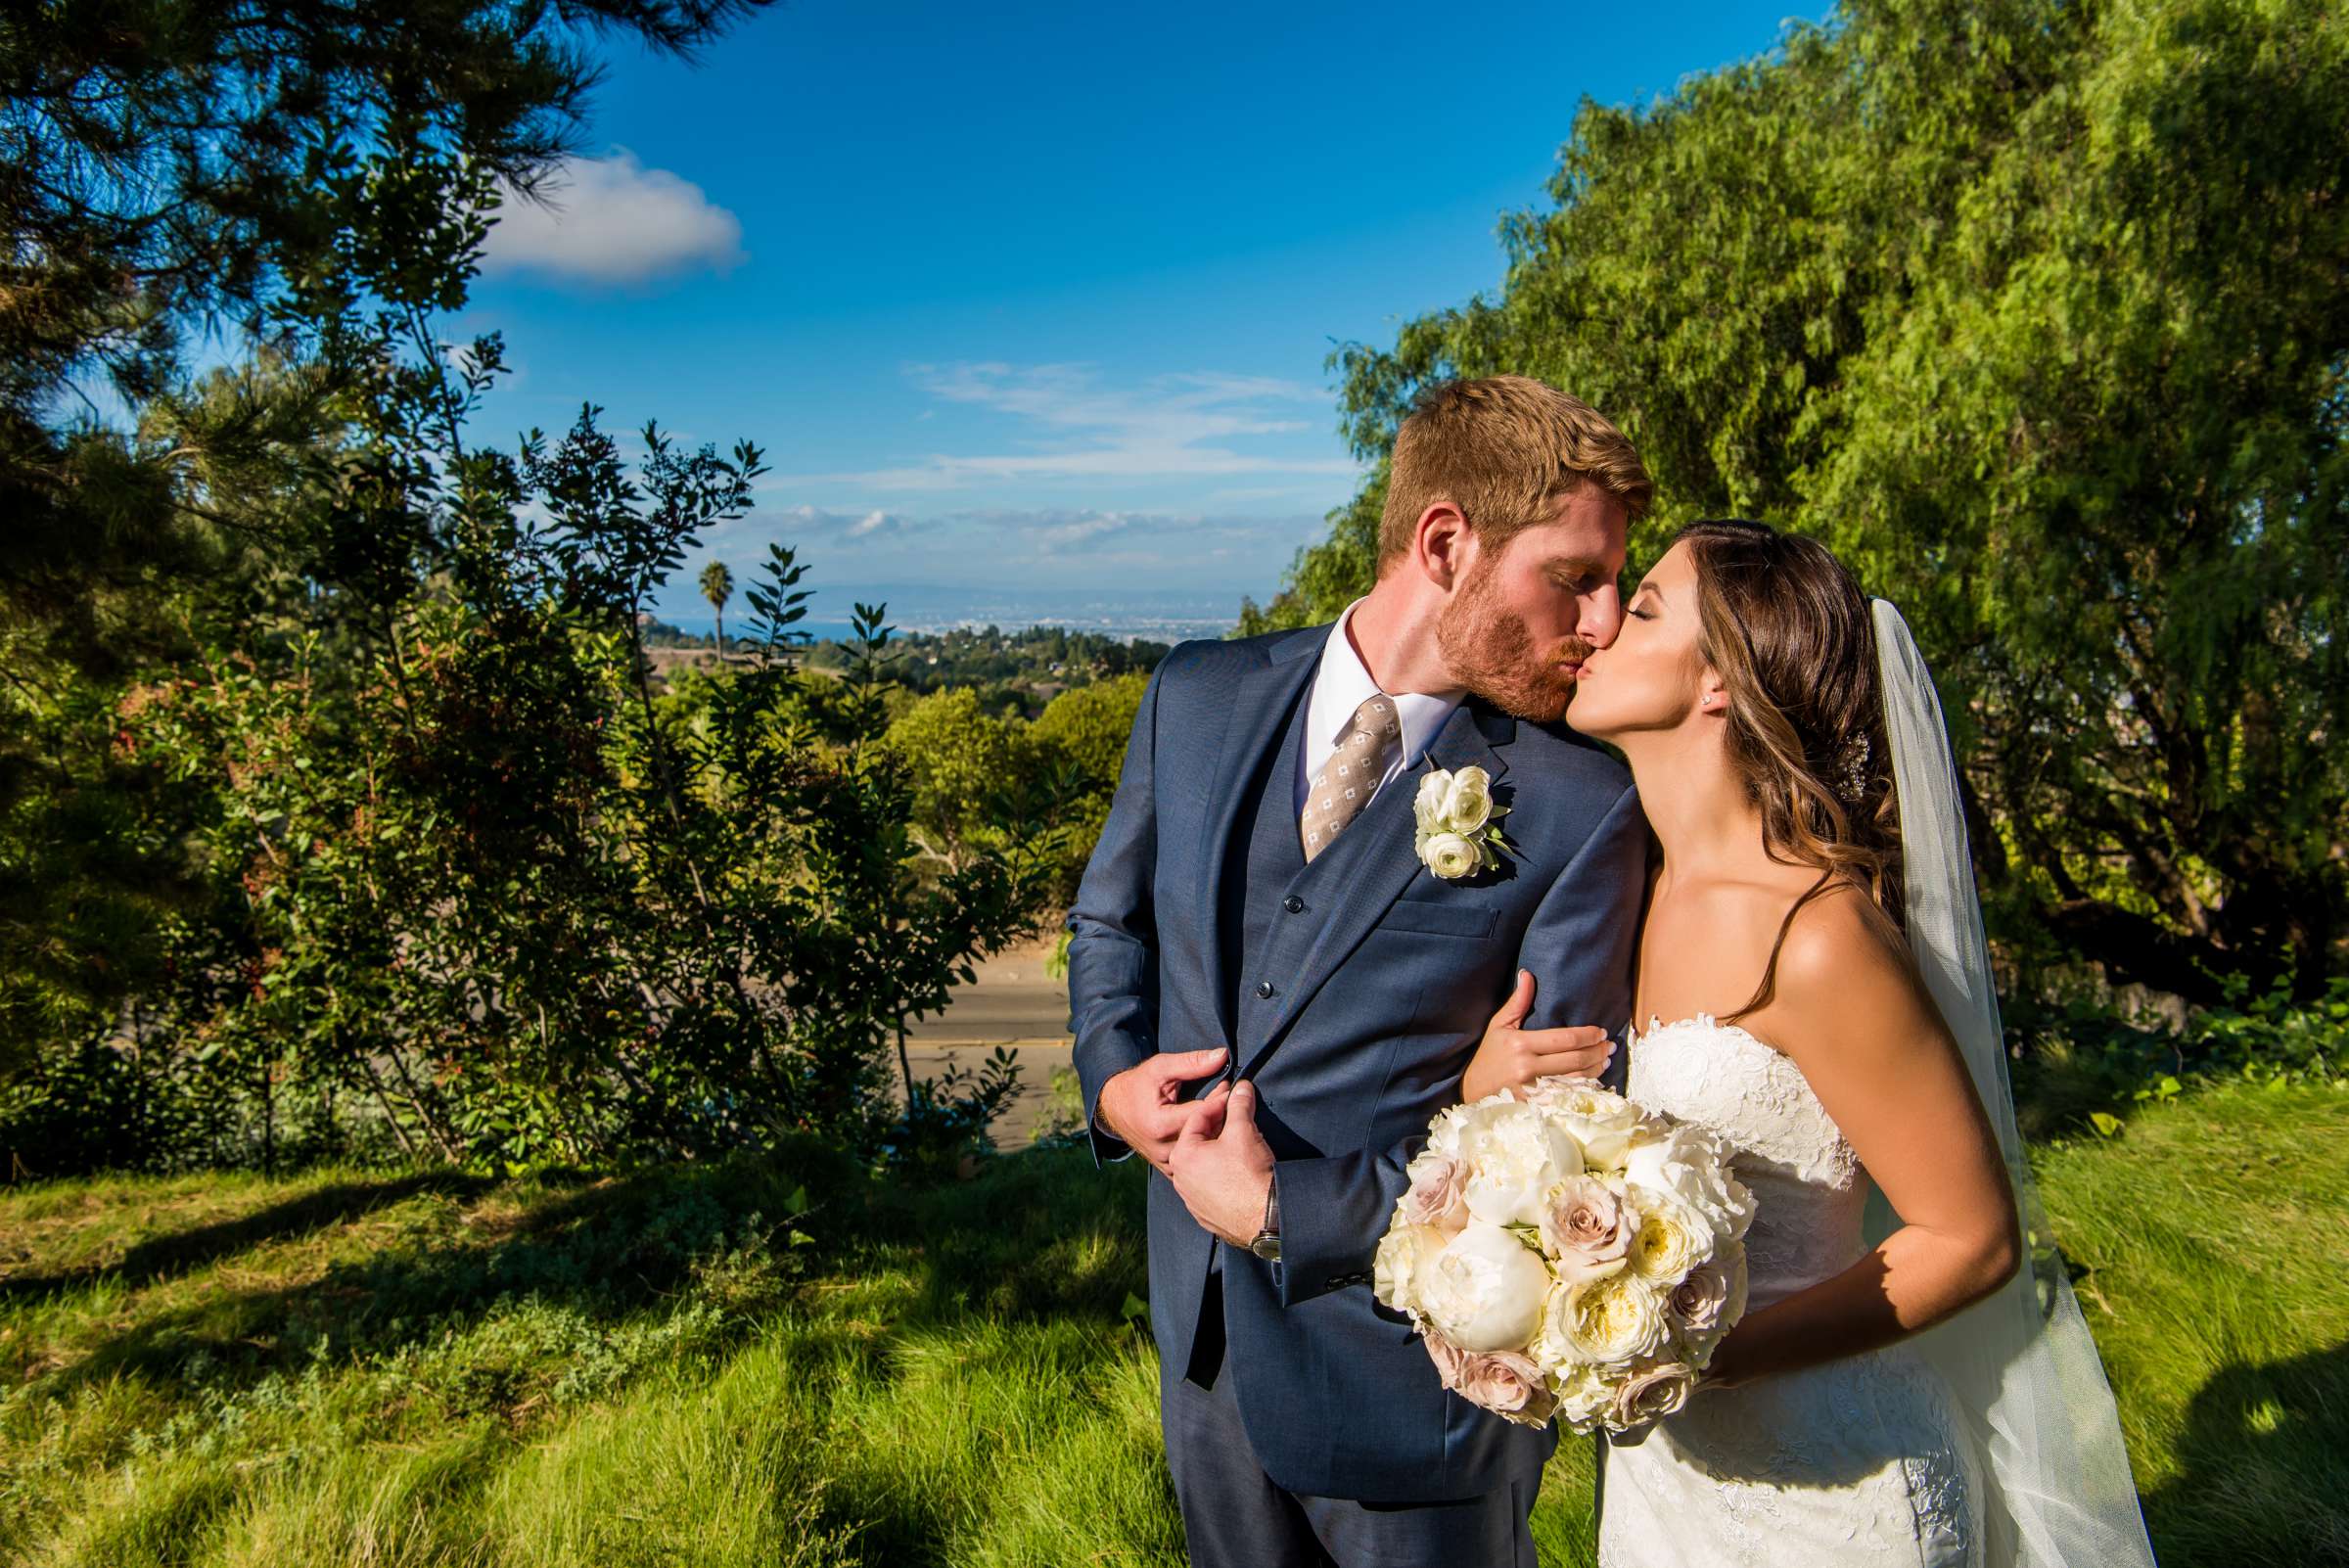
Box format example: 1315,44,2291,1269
1220,673,1406,1060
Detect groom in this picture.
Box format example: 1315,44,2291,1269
1067,375,1653,1566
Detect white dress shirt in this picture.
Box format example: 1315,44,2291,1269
1293,597,1465,814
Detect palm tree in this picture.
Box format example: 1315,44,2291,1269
698,560,735,661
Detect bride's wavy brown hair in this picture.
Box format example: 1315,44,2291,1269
1676,519,1905,1020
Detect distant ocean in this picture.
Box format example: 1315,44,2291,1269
661,593,1241,646
772,618,1234,645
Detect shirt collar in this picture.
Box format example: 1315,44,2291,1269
1309,597,1466,767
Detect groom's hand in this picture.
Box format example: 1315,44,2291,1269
1096,1047,1230,1171
1166,1079,1276,1248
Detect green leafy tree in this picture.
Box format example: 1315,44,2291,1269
0,0,770,1079
1292,0,2348,999
1029,672,1151,900
883,688,1041,873
1031,672,1150,789
699,559,735,658
66,346,1047,1173
1,0,1062,1175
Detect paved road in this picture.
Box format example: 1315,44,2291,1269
903,987,1072,1042
898,936,1076,1147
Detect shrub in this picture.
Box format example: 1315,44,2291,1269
2007,975,2347,1139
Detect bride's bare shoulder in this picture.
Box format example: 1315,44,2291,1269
1765,880,1939,1057
1778,877,1902,962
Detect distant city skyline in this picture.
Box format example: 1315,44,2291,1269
652,586,1246,644
457,0,1821,626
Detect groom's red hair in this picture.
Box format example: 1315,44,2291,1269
1376,375,1651,567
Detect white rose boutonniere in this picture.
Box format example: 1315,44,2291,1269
1413,763,1512,880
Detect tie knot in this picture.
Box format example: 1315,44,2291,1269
1347,694,1401,752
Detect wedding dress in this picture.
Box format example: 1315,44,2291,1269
1598,601,2155,1568
1596,1012,1985,1566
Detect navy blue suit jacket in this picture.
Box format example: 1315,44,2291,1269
1067,623,1646,1503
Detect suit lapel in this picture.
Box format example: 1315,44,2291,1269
1237,698,1518,1079
1426,697,1514,791
1194,630,1323,1042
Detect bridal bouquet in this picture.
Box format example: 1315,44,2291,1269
1373,1081,1754,1434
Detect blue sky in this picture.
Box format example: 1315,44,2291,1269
460,0,1818,630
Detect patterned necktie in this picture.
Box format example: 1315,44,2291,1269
1302,694,1404,862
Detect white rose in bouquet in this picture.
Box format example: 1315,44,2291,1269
1542,1266,1671,1367
1374,1222,1449,1320
1520,1080,1645,1169
1550,1361,1615,1430
1429,1096,1583,1228
1622,1121,1755,1240
1625,1193,1713,1283
1413,1222,1552,1353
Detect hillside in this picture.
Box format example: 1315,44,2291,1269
3,1083,2342,1565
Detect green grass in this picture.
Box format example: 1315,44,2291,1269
2033,1083,2349,1563
1,1084,2341,1566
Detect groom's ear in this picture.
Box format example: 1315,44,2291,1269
1414,502,1475,591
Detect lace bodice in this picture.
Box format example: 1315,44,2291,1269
1625,1014,1865,1312
1601,1014,1982,1568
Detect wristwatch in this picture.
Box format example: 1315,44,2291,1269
1248,1175,1281,1262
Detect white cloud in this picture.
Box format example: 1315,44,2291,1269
484,150,745,286
772,362,1359,490
1019,514,1130,548
915,363,1315,442
719,503,1317,572
739,503,926,543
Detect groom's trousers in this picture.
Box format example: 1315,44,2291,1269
1162,1263,1543,1568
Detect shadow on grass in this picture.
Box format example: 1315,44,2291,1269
13,1145,1165,1568
2009,1049,2157,1143
32,1140,1153,1415
0,1170,496,1303
2142,1340,2349,1566
805,1148,1162,1567
874,1144,1150,1326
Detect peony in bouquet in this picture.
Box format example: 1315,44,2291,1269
1373,1080,1754,1433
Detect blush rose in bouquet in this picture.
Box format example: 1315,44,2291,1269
1372,1081,1754,1434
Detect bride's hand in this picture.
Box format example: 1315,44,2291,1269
1459,969,1615,1102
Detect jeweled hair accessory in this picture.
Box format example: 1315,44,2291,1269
1830,731,1872,806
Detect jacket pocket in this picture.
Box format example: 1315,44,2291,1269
1378,897,1497,940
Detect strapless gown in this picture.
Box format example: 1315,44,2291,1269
1597,1015,1984,1568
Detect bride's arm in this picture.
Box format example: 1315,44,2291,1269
1699,891,2021,1391
1460,969,1616,1102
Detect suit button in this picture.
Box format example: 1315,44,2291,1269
1256,981,1276,999
1283,896,1305,914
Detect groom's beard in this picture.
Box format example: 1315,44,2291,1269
1436,563,1591,722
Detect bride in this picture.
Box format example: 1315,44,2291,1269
1463,519,2156,1567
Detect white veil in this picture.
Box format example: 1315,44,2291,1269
1867,599,2158,1566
